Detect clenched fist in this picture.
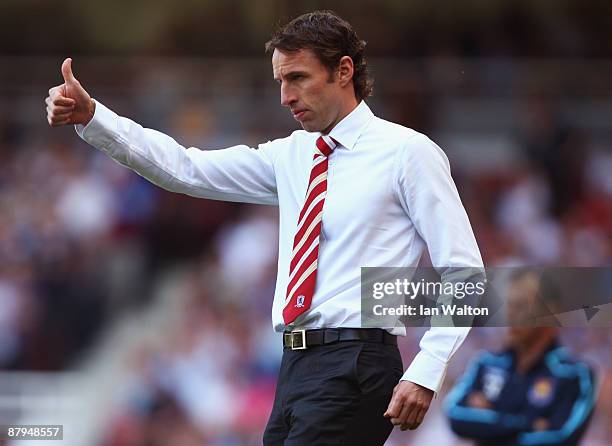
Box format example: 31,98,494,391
384,380,434,431
46,58,95,127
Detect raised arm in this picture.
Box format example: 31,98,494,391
46,58,279,205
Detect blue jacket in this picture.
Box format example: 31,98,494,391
444,342,596,446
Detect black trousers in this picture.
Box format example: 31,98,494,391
263,340,404,445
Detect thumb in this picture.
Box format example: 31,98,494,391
61,58,77,83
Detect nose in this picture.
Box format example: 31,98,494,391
280,83,297,107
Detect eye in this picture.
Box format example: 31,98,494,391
288,73,306,82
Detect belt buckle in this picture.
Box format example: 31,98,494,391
290,329,307,350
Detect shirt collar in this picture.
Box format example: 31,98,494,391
325,100,374,150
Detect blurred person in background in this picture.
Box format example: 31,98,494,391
45,9,484,445
445,269,597,446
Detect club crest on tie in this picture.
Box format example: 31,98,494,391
295,295,305,308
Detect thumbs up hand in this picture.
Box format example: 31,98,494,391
46,58,95,127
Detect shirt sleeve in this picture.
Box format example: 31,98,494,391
396,133,485,393
75,100,279,205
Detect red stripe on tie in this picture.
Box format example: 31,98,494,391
286,241,320,295
293,197,324,248
316,137,334,156
289,218,322,272
307,155,328,183
297,178,327,225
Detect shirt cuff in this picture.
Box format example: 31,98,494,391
74,99,118,150
401,349,448,395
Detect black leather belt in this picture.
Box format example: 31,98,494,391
283,328,397,350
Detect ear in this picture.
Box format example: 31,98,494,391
336,56,354,88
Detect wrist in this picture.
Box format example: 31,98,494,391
85,98,96,125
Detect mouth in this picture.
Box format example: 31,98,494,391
292,109,307,121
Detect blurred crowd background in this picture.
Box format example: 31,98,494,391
0,1,611,445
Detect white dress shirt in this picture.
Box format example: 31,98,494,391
76,99,483,393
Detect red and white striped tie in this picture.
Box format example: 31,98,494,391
283,135,337,325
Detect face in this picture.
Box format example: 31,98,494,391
506,273,541,348
272,48,346,133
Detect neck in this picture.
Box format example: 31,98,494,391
322,95,360,135
515,331,556,373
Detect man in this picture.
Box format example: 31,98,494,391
46,11,483,445
445,270,597,446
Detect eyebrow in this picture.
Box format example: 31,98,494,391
274,70,309,82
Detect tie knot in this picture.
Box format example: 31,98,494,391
316,136,337,157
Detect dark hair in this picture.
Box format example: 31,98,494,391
265,10,373,101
